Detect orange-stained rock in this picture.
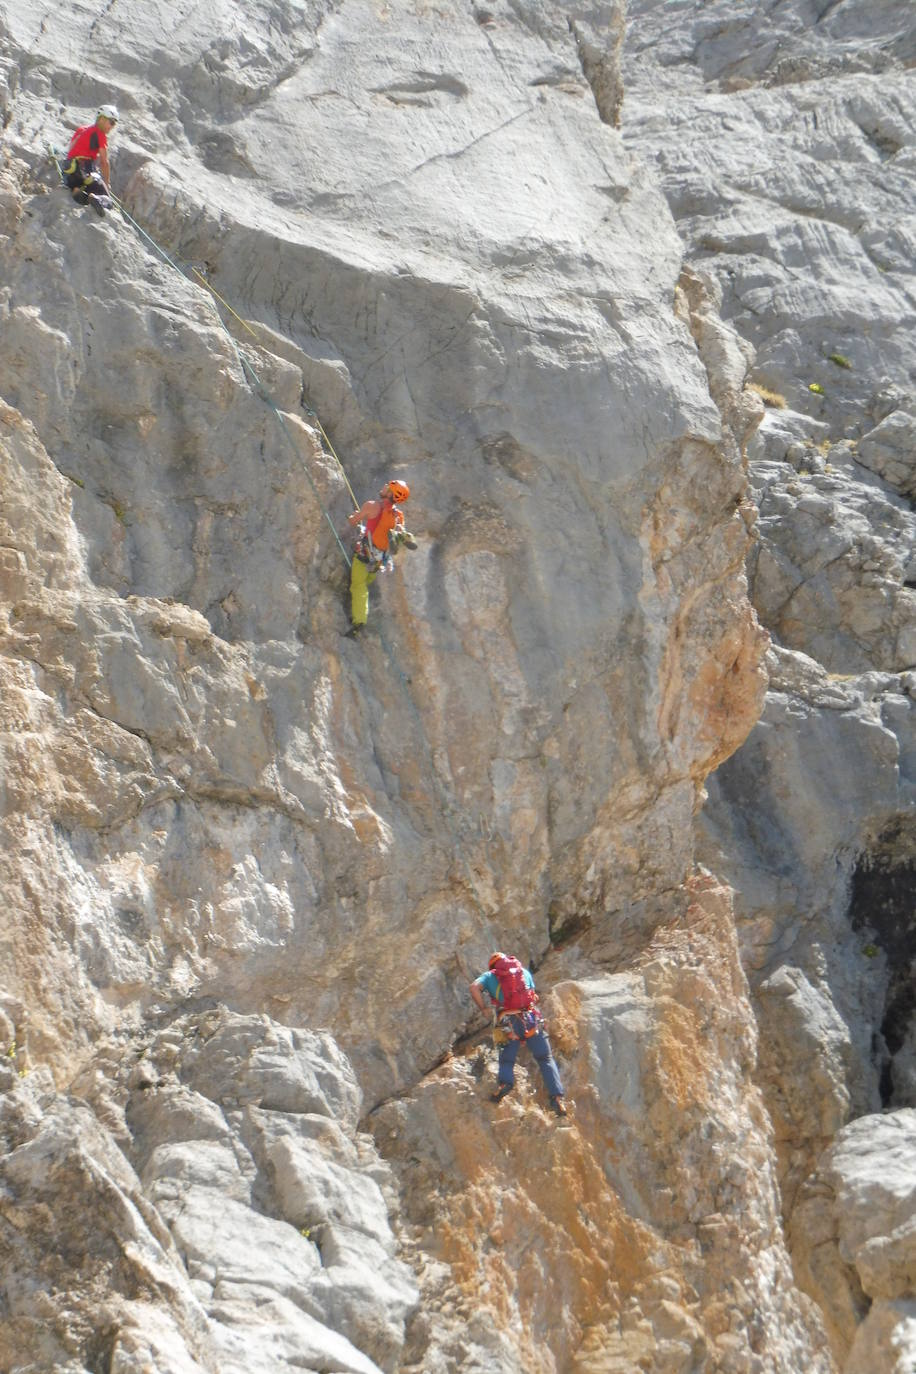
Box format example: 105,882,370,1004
370,878,835,1372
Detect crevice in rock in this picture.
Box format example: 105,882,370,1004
568,8,626,129
548,900,590,946
848,815,916,1106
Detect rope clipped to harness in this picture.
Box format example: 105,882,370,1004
494,1007,543,1042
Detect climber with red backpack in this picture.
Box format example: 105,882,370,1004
344,479,417,636
470,952,567,1116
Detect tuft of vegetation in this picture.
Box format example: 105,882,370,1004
747,382,786,409
808,383,825,395
862,944,880,959
65,473,85,488
828,353,852,369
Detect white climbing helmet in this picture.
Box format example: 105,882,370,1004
97,104,119,123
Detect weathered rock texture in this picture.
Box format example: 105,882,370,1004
792,1110,916,1374
0,0,913,1369
622,3,916,1371
1,0,767,1103
374,878,832,1374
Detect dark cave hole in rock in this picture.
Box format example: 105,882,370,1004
848,816,916,1106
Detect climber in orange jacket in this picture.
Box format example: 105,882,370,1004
344,479,416,636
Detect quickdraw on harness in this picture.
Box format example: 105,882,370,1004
353,524,389,572
494,1007,543,1043
57,144,114,213
353,497,413,571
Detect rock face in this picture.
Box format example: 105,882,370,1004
0,0,913,1370
373,878,832,1374
0,1008,416,1373
621,3,916,1371
1,0,767,1105
792,1111,916,1374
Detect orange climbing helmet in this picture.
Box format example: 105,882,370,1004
383,479,410,504
488,951,508,969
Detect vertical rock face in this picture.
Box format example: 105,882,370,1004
0,1008,417,1372
1,1,766,1094
791,1111,916,1374
620,2,916,1370
0,0,909,1370
373,878,832,1374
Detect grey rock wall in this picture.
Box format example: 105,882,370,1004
622,3,916,1369
0,1009,415,1372
1,0,766,1102
0,2,779,1368
1,0,912,1368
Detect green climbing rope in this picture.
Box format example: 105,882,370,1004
105,188,498,932
112,194,351,564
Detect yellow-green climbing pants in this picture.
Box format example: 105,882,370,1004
350,557,377,626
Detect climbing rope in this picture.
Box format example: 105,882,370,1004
111,193,360,514
98,184,498,929
240,356,352,568
109,193,351,564
184,261,359,507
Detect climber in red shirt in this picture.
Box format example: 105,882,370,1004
63,105,118,216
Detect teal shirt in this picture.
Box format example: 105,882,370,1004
475,967,535,1006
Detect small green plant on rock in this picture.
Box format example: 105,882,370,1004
828,353,852,369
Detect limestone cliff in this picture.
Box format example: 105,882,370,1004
0,1,913,1371
622,2,916,1369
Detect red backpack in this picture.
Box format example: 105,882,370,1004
490,956,535,1012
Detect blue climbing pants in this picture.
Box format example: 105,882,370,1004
496,1016,564,1098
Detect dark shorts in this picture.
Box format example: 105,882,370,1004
64,159,106,202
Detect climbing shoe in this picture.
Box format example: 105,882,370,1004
402,533,419,550
88,193,111,216
549,1096,568,1118
489,1083,513,1103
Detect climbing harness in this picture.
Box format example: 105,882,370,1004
496,1008,543,1041
353,528,385,570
